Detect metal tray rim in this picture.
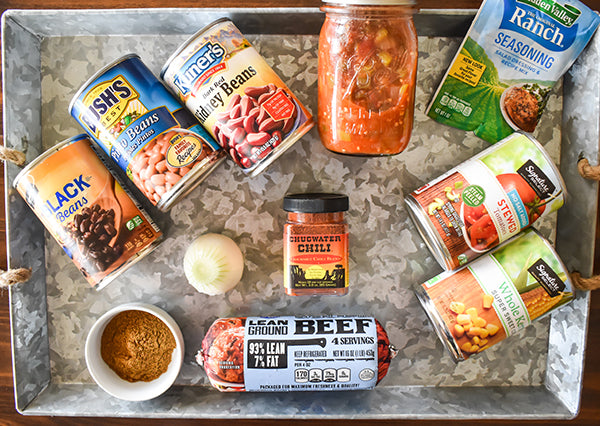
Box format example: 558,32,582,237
2,7,598,419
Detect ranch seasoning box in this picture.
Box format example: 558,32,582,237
427,0,599,142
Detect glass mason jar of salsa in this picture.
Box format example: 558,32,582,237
318,0,418,155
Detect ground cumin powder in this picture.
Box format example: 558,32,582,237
101,310,176,382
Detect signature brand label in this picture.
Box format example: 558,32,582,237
517,159,556,199
528,258,566,297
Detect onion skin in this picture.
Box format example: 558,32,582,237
183,233,244,295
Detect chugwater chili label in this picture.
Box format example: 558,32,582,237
243,316,378,391
284,233,349,291
405,132,565,270
416,228,573,362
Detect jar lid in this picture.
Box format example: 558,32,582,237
283,193,349,213
321,0,416,5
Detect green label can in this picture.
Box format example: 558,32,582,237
416,228,574,362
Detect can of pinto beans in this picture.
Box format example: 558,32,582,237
416,228,574,362
160,18,314,177
13,135,163,290
405,132,566,270
69,54,225,211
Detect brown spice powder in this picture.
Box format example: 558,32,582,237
100,310,176,382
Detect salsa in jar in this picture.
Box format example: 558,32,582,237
318,0,418,156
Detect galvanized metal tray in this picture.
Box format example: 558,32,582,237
2,7,598,419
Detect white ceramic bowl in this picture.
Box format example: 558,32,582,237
85,303,184,401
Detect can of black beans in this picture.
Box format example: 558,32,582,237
13,134,163,290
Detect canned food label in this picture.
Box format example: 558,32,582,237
164,133,203,167
111,107,178,168
467,254,531,336
283,232,349,291
15,136,162,288
261,91,295,120
162,19,313,173
527,258,565,297
517,159,556,199
421,229,573,360
71,55,222,208
409,133,564,269
242,316,378,391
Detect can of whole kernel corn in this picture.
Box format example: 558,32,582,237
161,18,314,176
405,132,566,270
69,54,225,211
14,135,163,290
415,228,573,362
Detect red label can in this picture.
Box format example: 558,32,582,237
161,18,314,176
405,132,566,270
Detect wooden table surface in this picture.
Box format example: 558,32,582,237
1,1,599,424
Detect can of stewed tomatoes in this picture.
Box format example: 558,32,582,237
14,135,162,290
405,132,566,270
160,18,314,176
416,228,574,362
318,0,418,155
69,54,225,211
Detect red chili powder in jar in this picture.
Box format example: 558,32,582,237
283,193,349,296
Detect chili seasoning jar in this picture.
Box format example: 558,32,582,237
318,0,418,155
283,193,349,296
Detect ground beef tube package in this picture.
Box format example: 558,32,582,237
196,316,396,392
426,0,600,142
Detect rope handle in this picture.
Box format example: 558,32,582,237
573,155,600,290
0,136,26,167
570,272,600,291
0,139,30,287
0,268,32,288
578,155,600,181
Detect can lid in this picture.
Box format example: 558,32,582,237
160,18,232,79
283,193,349,213
13,134,92,190
321,0,416,5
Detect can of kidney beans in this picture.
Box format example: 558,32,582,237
160,18,314,177
69,54,225,211
416,228,574,363
405,132,566,271
13,135,163,290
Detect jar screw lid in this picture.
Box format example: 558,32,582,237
283,193,349,213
